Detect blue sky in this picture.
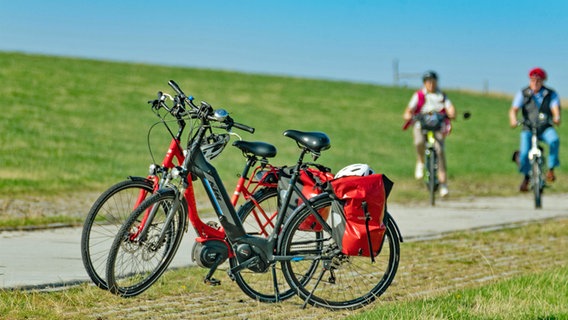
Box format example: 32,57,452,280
2,0,568,97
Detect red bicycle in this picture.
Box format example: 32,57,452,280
81,89,280,291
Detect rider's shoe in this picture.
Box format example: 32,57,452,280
439,184,449,197
546,169,556,182
415,162,424,180
519,176,530,192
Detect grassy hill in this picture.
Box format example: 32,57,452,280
0,51,566,203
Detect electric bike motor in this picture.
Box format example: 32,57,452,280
191,240,229,269
235,243,269,273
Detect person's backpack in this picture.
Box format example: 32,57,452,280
328,174,393,261
403,90,452,134
277,164,334,231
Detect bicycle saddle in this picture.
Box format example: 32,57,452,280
283,130,331,154
232,140,277,158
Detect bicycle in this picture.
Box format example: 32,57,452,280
81,88,280,290
518,118,547,209
416,112,447,206
105,80,403,310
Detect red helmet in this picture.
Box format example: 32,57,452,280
529,67,547,80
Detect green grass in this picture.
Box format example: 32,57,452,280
353,267,568,319
1,51,567,202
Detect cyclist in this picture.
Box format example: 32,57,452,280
509,67,561,192
403,70,456,197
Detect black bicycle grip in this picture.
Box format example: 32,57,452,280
232,122,255,134
168,80,186,98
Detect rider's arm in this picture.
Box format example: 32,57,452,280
403,92,419,121
550,92,561,126
509,106,519,128
444,99,456,119
552,106,561,126
509,91,524,128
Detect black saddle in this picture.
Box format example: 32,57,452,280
283,130,331,154
232,140,277,158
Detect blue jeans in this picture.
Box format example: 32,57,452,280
518,127,560,175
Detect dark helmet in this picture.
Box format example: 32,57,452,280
422,70,438,82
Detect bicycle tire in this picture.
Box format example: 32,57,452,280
106,188,186,297
427,149,436,206
280,194,400,310
231,187,301,302
81,178,154,290
532,160,542,209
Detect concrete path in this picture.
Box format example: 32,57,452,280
1,193,566,290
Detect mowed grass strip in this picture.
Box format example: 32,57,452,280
1,218,566,319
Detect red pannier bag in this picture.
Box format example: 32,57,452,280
330,174,393,260
278,164,334,231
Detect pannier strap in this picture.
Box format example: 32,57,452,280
362,201,375,263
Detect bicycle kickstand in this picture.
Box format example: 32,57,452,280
301,259,334,309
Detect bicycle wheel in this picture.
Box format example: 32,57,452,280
532,160,542,209
81,178,154,290
106,188,186,297
231,187,301,302
426,149,436,206
280,194,400,310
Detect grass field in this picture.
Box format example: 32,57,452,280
1,51,566,203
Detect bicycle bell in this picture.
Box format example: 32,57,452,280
213,109,229,121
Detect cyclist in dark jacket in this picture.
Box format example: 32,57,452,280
509,67,561,192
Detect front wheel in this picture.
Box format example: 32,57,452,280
106,188,187,297
532,160,543,209
279,194,400,310
426,149,437,206
81,178,154,290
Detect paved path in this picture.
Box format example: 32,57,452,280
0,193,566,290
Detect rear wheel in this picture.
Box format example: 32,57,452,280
106,189,186,297
81,178,154,290
280,195,400,310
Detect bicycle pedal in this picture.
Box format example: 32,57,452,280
204,277,221,286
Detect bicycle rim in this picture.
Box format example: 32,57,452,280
232,187,298,302
280,195,400,310
81,178,154,290
106,189,186,297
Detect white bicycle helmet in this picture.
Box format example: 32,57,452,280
201,133,230,161
334,163,374,178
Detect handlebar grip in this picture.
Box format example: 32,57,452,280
232,122,255,134
168,80,186,98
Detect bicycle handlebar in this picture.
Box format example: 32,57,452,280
167,80,255,134
168,80,185,99
228,117,255,133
